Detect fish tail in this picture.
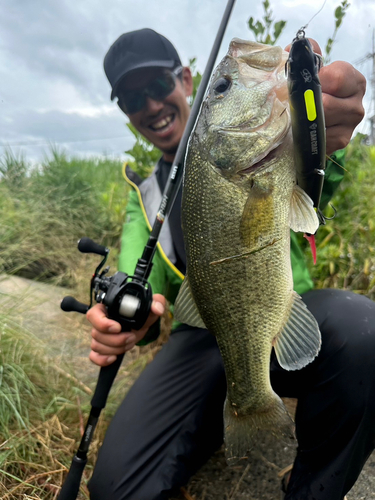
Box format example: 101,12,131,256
224,394,295,465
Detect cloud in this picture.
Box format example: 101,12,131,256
0,106,134,161
1,0,373,164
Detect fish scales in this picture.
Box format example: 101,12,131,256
175,39,321,463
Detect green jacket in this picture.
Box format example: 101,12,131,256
119,151,345,341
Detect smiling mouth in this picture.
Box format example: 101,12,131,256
149,114,175,132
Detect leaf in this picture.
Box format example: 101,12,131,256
325,38,333,56
247,1,286,45
273,20,287,43
335,6,343,18
248,16,256,30
256,20,265,35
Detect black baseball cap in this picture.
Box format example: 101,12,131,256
104,28,182,100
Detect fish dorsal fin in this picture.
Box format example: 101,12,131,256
289,185,319,235
273,291,321,371
174,275,207,329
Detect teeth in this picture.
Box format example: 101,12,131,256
151,115,172,130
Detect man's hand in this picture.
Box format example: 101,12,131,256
87,294,166,367
285,39,366,156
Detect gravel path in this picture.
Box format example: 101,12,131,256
1,274,374,499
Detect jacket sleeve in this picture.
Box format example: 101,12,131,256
118,189,168,344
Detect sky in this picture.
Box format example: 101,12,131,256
1,0,374,165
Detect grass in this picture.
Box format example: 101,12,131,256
0,148,127,286
0,315,86,499
305,139,375,299
0,147,134,498
0,307,159,499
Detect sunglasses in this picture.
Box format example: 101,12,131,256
117,66,183,115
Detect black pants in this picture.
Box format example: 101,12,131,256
88,289,375,500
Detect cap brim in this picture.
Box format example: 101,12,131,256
111,60,176,100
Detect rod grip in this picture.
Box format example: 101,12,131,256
57,456,87,500
91,353,125,409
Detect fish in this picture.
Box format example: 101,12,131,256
174,39,321,464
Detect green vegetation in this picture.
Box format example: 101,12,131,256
325,1,350,64
305,138,375,299
248,0,287,45
0,315,88,498
247,0,350,61
0,308,153,498
0,147,168,498
0,149,127,286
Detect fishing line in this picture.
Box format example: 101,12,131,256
297,0,327,37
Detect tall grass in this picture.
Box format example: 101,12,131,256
305,139,375,299
0,148,132,497
0,315,89,499
0,149,127,286
0,308,157,499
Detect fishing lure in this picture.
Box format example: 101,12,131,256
286,29,327,263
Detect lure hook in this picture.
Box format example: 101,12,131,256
317,204,337,225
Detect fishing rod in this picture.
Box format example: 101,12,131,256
58,1,236,498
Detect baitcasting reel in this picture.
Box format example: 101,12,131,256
61,237,153,332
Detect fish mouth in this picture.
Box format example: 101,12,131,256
239,126,290,175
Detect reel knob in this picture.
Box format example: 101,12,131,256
78,238,108,256
61,296,90,314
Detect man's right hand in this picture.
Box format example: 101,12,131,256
87,294,166,367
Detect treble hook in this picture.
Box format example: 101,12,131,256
317,203,337,225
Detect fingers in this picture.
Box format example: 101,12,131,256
89,350,118,367
91,330,136,353
320,62,366,154
142,294,166,330
307,39,322,56
86,303,122,333
87,295,166,367
320,62,366,99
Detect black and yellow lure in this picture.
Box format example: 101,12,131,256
286,30,327,263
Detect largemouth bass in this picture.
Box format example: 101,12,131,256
174,39,321,463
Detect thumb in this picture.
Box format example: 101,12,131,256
141,294,166,331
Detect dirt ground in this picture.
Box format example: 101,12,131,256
1,274,374,499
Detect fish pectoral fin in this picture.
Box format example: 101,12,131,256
174,275,207,329
289,185,319,235
273,291,321,371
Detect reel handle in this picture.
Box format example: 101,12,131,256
78,237,108,256
61,296,89,314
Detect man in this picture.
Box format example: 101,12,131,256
87,28,373,500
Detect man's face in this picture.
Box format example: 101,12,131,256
117,67,193,162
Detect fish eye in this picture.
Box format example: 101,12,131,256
213,76,232,95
